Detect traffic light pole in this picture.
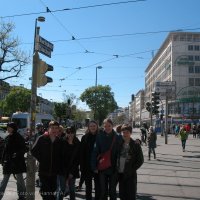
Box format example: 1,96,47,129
26,24,40,200
26,52,39,200
165,96,168,144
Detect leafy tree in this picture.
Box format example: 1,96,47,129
80,85,118,125
53,102,68,122
0,87,31,115
0,21,30,81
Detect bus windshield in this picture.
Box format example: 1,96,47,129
12,118,27,129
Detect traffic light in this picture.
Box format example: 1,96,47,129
37,59,53,87
146,102,151,112
151,92,160,115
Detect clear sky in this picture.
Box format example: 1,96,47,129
1,0,200,110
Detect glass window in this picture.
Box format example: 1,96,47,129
12,118,27,129
188,55,193,61
189,78,194,86
195,66,200,73
195,78,200,86
195,45,200,51
195,55,200,61
189,66,194,73
188,45,193,51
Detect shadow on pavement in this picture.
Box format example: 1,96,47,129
137,194,156,200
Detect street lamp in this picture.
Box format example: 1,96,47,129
94,66,102,120
33,16,45,53
28,16,45,200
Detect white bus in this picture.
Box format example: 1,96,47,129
11,112,54,137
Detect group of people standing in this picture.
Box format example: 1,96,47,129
0,119,144,200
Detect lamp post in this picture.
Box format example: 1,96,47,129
27,16,45,200
94,66,102,120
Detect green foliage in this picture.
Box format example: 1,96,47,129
0,87,31,115
80,85,118,124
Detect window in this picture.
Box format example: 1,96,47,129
195,45,200,51
188,55,193,61
195,55,200,61
195,78,200,86
195,66,200,73
189,66,194,73
188,45,193,51
189,78,194,86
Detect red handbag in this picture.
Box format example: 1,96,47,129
97,136,115,171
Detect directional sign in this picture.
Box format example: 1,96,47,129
38,43,52,58
35,35,54,58
155,81,176,100
39,36,54,51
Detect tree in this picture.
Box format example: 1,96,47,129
80,85,118,125
0,21,30,81
53,102,68,122
0,87,31,115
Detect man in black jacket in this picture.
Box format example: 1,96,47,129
117,124,144,200
31,121,61,200
0,122,26,200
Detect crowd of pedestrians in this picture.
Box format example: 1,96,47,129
0,119,144,200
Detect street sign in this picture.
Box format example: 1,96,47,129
38,44,52,58
35,35,54,58
155,81,176,100
39,36,54,51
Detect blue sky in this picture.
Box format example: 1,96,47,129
1,0,200,110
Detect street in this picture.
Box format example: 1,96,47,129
0,128,200,199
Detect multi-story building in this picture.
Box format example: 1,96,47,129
144,32,200,125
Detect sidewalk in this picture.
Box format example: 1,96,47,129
0,134,200,199
137,134,200,200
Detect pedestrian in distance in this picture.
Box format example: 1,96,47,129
57,126,80,200
31,120,62,200
192,124,197,138
117,124,144,200
80,120,100,200
91,118,120,200
140,123,147,145
115,124,122,136
0,122,26,200
179,125,188,152
147,126,157,160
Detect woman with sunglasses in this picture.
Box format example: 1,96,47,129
57,126,80,200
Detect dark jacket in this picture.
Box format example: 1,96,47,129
31,133,62,176
117,138,144,179
147,131,157,148
91,129,121,172
60,136,80,179
1,132,26,174
80,133,97,174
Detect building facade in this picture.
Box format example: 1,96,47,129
144,32,200,125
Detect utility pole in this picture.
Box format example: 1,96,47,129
26,52,39,200
165,95,168,144
26,17,45,200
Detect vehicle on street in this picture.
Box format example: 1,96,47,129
11,112,54,137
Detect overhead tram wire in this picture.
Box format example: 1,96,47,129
0,0,147,19
37,0,89,52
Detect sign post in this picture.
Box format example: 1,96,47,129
155,81,176,144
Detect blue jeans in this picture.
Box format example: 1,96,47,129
56,175,76,200
56,175,66,200
0,173,26,200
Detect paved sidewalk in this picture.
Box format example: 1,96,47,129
0,133,200,199
137,134,200,200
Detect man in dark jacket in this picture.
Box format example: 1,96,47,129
31,120,61,200
0,122,26,200
118,124,144,200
